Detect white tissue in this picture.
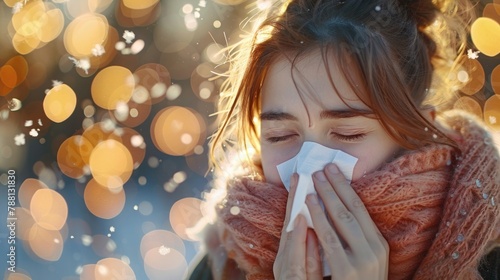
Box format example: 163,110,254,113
276,141,358,232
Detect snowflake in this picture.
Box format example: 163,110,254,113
38,119,43,126
25,120,33,127
489,115,497,124
29,128,39,137
122,30,135,44
69,57,90,74
158,245,171,256
91,44,105,56
109,226,115,233
467,49,480,60
52,80,63,87
14,133,25,146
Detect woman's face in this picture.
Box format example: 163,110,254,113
260,52,402,187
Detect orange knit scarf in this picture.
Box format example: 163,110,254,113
215,111,500,279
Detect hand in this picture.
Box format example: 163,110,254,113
273,173,323,280
306,163,389,280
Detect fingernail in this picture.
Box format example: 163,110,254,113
307,194,319,204
314,171,327,181
327,164,340,174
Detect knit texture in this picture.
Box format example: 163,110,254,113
215,111,500,279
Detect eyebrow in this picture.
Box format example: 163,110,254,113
319,109,374,119
260,109,373,121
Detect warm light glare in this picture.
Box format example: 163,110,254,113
144,247,188,280
151,106,206,156
471,17,500,57
91,66,135,110
89,139,134,189
57,135,93,179
30,189,68,231
43,84,77,123
28,224,64,261
169,197,203,241
140,230,186,259
453,96,483,119
460,58,485,95
84,179,126,219
64,13,109,57
18,178,49,210
484,95,500,129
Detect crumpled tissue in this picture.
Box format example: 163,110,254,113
276,141,358,232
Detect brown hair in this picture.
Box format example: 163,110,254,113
208,0,474,178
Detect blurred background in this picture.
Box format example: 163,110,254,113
0,0,499,279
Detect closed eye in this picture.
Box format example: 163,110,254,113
331,132,366,142
265,134,298,143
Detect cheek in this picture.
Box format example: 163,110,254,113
260,144,299,186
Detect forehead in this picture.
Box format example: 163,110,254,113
261,50,368,112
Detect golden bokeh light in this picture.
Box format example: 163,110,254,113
84,179,126,219
28,224,64,261
151,106,206,156
57,135,93,179
123,0,159,10
117,0,161,27
471,17,500,57
114,127,146,168
79,264,97,280
112,91,152,127
134,63,171,104
4,0,19,7
484,94,500,129
0,55,28,96
19,178,49,210
483,3,500,23
91,66,135,110
4,272,32,280
43,84,77,123
139,230,186,259
169,197,204,241
460,58,485,95
190,63,219,102
81,122,121,154
63,13,108,58
144,247,188,280
10,0,64,54
453,96,483,119
30,189,68,231
0,65,17,91
94,258,136,280
14,207,36,241
495,0,500,14
492,64,500,95
89,139,133,189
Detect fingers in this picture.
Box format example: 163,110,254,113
305,190,349,266
275,214,308,279
321,164,388,258
306,229,323,280
310,169,369,255
306,163,389,279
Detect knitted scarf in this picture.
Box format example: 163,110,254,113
214,111,500,280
